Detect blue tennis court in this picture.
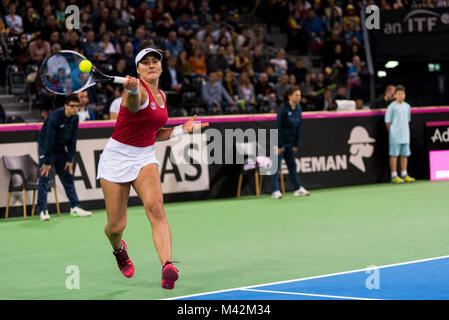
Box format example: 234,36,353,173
171,255,449,300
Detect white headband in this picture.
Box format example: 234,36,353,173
135,48,162,66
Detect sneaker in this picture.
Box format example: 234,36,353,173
271,190,282,199
161,261,179,290
40,210,50,221
70,207,92,217
402,175,415,183
293,186,310,197
112,240,134,278
391,176,404,184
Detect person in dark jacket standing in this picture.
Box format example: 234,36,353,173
37,95,92,221
270,86,311,199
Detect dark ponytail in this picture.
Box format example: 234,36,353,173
138,40,164,57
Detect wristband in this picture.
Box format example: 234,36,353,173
171,125,187,138
127,82,139,95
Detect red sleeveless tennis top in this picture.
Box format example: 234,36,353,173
111,79,168,147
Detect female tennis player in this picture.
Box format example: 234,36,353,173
97,41,208,289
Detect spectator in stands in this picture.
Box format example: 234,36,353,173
5,3,23,36
212,23,232,43
201,34,216,57
370,85,396,109
342,4,361,32
142,8,156,34
48,31,61,47
176,10,195,39
65,31,83,53
224,44,236,70
121,41,137,77
195,22,213,42
234,26,250,51
348,42,365,62
255,72,277,111
79,10,93,32
28,33,50,64
114,58,127,78
157,13,177,39
77,91,96,121
222,71,238,100
234,46,254,77
252,45,268,76
132,26,146,54
198,0,213,26
237,71,257,111
160,56,184,93
201,71,237,112
11,33,31,67
324,0,343,22
98,31,116,62
189,46,207,76
169,49,186,74
275,74,291,104
334,85,348,100
83,29,103,62
206,45,229,75
22,7,40,35
270,48,288,76
347,55,365,99
108,86,123,120
287,9,307,54
265,65,278,85
255,72,275,98
323,89,336,111
165,31,184,59
290,58,308,85
37,95,92,221
299,72,316,110
304,8,326,54
41,14,58,42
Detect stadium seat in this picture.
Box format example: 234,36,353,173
6,64,26,95
3,155,60,219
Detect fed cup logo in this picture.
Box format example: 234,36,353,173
347,126,376,173
150,102,157,110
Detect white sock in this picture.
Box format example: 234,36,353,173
401,171,407,177
391,172,397,179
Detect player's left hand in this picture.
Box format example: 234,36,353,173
182,115,209,133
64,162,73,175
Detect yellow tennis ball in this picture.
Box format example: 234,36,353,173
79,60,92,73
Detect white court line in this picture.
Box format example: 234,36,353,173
241,288,383,301
165,254,449,300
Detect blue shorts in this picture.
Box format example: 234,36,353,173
389,143,411,157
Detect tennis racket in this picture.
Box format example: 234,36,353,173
39,50,128,95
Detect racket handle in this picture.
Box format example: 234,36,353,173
113,76,128,84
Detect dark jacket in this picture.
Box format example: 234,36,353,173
38,108,79,165
276,102,302,149
160,65,184,91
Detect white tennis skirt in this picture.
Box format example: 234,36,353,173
97,138,160,183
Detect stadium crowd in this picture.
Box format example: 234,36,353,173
0,0,438,122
